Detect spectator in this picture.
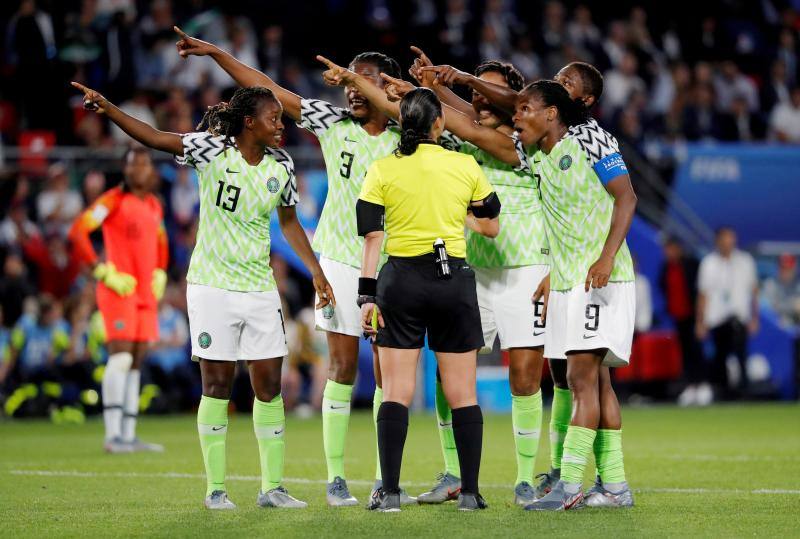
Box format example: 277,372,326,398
0,202,38,247
768,86,800,142
36,163,84,237
634,260,652,333
0,306,12,392
659,238,708,406
17,227,81,299
713,60,759,113
603,51,646,113
761,59,791,113
602,20,629,69
718,94,767,141
0,252,36,327
696,228,759,398
682,83,725,141
111,91,157,143
567,4,602,56
82,170,107,206
509,35,542,81
762,254,800,328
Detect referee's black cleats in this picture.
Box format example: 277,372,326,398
457,493,488,511
366,488,401,512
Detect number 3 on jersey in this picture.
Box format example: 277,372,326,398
340,151,355,179
215,180,241,212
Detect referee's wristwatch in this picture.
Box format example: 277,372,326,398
357,277,377,307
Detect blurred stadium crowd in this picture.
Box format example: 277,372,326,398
1,0,799,419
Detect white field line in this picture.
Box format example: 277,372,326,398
7,469,800,495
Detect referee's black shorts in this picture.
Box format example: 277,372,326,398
375,254,484,353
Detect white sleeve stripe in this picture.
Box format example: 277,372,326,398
299,98,349,136
568,120,620,165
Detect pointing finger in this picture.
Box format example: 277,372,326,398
316,55,337,70
173,25,188,38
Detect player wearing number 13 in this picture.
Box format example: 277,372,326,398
71,81,335,510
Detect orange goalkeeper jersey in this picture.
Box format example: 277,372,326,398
70,186,168,305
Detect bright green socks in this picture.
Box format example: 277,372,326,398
595,429,626,486
549,387,572,470
322,380,353,482
512,391,543,485
560,425,597,486
373,386,382,480
435,378,461,477
197,395,228,496
253,396,285,492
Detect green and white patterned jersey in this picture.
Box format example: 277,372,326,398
515,120,634,291
441,133,549,268
299,98,400,268
178,132,298,292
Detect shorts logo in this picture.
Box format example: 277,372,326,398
114,320,125,330
198,332,212,349
322,304,335,320
266,177,280,193
559,155,572,170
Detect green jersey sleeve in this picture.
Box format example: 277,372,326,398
176,132,228,172
298,98,350,137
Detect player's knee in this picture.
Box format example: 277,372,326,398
567,370,596,396
442,382,477,409
106,352,133,374
509,374,540,396
202,378,233,400
253,379,281,403
328,356,357,385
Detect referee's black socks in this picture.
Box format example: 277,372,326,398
452,404,484,495
377,401,409,494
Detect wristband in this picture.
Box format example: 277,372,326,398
358,277,377,296
357,295,377,308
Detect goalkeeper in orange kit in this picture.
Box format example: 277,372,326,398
69,147,168,453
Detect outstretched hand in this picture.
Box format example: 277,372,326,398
174,26,216,58
71,82,109,114
408,45,434,83
316,55,355,86
420,65,471,88
379,73,415,102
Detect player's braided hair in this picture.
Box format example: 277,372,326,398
350,51,402,79
474,60,525,91
520,79,589,127
565,61,604,103
395,88,441,156
196,86,278,144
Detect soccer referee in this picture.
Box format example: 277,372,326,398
355,88,501,512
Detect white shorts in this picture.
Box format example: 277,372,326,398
314,256,362,338
187,283,289,361
476,264,549,352
544,282,635,367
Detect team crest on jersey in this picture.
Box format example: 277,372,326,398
198,332,212,349
559,155,572,170
266,177,280,193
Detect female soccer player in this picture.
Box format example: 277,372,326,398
72,81,335,510
357,88,499,512
173,27,412,506
70,147,167,454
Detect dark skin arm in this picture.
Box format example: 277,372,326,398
421,66,519,116
440,103,520,165
71,82,183,155
277,206,335,309
408,46,477,120
317,55,402,120
174,26,302,121
585,174,638,291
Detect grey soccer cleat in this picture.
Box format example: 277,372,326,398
104,437,133,454
204,490,236,510
584,476,634,508
257,486,308,508
326,476,358,507
366,488,401,512
524,481,584,511
514,481,536,506
533,468,560,499
416,472,461,504
370,480,416,506
457,492,488,511
127,438,164,453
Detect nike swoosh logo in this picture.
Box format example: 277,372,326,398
438,422,452,428
517,430,538,436
226,168,239,173
330,405,347,410
344,136,358,143
274,429,284,435
583,334,597,339
211,426,225,431
533,331,544,336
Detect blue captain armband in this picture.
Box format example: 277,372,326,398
593,152,628,185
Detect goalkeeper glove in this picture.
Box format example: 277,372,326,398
151,268,167,301
93,262,137,297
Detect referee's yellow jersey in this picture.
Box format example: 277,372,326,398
359,143,493,258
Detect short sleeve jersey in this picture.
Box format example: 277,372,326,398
178,132,298,292
515,119,634,291
298,98,401,267
441,132,549,268
360,143,493,258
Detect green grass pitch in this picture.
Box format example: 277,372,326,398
2,403,798,538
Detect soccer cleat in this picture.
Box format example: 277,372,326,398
584,476,634,508
514,481,536,506
524,481,583,511
370,480,416,506
103,437,132,454
127,438,164,453
326,476,358,507
366,488,401,512
533,468,560,499
416,472,461,504
457,492,488,511
257,486,308,508
205,490,236,510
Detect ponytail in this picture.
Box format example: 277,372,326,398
395,88,442,156
196,86,278,144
